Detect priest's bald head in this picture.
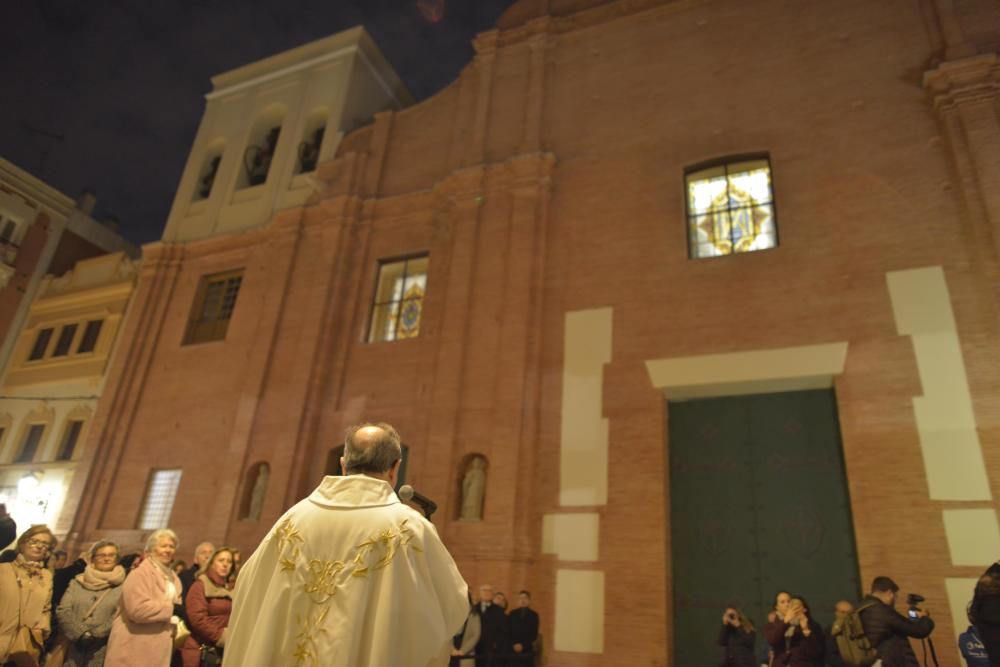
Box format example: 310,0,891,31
341,422,403,486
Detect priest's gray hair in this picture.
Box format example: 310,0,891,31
343,422,402,475
145,528,179,553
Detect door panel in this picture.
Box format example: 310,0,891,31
668,389,860,666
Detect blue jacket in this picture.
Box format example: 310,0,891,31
959,625,991,666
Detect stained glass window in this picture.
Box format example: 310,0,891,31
686,157,777,259
368,255,428,343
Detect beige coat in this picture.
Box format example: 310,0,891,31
104,558,181,667
0,560,53,662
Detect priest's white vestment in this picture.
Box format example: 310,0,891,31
224,474,469,667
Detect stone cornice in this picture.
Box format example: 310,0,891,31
924,53,1000,110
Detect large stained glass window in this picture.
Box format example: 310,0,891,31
686,157,777,259
368,254,428,343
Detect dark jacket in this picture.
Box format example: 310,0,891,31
475,602,508,656
0,514,14,551
959,624,993,667
971,563,1000,666
824,623,844,667
858,595,934,667
509,606,539,652
775,618,824,666
718,624,756,667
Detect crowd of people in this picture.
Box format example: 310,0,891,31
717,574,1000,667
0,509,235,667
449,584,540,666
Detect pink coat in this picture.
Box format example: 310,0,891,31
104,558,181,667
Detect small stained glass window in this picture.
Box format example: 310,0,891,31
367,255,428,343
15,424,45,464
57,420,84,461
77,320,103,354
138,469,183,530
686,157,777,259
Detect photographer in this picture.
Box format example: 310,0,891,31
859,576,934,666
718,606,756,667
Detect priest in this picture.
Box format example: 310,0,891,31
225,423,470,667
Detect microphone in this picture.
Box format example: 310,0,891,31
398,485,438,519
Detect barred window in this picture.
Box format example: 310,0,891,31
14,424,45,464
28,328,53,361
686,156,777,259
367,255,428,343
52,324,78,357
184,269,243,345
77,320,103,354
138,469,183,530
56,420,85,461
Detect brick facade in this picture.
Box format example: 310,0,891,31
68,1,1000,664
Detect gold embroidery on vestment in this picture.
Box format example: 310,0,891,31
304,559,345,604
292,607,329,667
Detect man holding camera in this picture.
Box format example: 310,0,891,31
859,576,935,666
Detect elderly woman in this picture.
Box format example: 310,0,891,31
56,540,126,667
0,525,56,667
180,547,235,667
104,529,183,667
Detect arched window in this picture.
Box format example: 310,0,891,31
193,139,226,201
237,106,286,190
0,219,16,243
296,108,328,175
238,462,270,521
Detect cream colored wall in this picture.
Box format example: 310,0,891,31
886,266,996,646
550,307,613,655
162,27,412,243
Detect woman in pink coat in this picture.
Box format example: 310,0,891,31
104,529,183,667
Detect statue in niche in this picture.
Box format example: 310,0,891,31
460,456,487,521
247,464,269,521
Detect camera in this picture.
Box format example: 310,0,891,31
907,593,925,619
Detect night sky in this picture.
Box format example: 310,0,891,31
0,0,517,246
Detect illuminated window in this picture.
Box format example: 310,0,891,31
77,320,103,354
28,328,53,361
52,324,78,357
15,424,45,464
56,420,84,461
367,255,428,343
184,270,243,345
138,469,182,530
686,157,777,259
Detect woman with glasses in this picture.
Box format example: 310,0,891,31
105,529,183,667
56,540,126,667
0,525,57,666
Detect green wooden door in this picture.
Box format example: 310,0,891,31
668,389,860,666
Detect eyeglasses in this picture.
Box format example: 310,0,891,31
26,539,52,552
94,552,118,560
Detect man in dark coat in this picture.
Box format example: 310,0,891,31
475,583,509,667
508,591,539,666
971,562,1000,665
858,576,934,667
0,504,15,550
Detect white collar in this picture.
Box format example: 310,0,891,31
307,475,400,509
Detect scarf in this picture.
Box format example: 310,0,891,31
75,563,126,591
198,571,234,599
13,553,45,578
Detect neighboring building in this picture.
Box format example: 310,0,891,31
0,252,138,541
0,158,137,375
68,3,1000,666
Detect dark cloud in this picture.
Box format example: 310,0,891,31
0,0,517,245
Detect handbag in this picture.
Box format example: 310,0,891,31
173,618,191,650
8,626,42,667
199,645,223,667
